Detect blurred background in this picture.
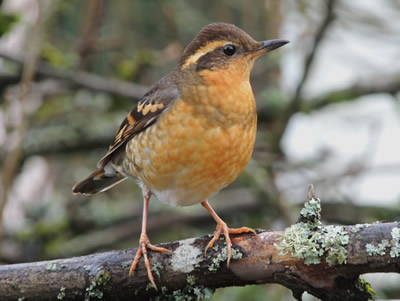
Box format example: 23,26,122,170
1,0,400,300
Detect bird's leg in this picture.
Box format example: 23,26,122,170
201,200,255,267
129,188,172,290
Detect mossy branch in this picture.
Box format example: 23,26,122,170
0,186,399,300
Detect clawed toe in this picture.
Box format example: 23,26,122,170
202,199,255,268
129,236,171,290
204,222,255,267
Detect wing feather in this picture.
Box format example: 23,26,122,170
97,76,179,168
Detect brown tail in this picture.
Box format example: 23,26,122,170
72,167,127,195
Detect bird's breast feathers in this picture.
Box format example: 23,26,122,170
123,78,257,206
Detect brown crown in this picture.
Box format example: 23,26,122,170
179,23,258,65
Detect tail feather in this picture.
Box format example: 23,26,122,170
72,167,127,195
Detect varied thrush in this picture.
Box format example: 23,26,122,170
73,22,288,289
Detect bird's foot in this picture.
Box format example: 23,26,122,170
204,222,255,267
129,233,172,290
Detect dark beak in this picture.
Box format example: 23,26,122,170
254,39,289,53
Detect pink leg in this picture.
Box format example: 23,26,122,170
129,189,172,289
201,200,255,267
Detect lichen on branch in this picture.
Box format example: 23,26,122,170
276,185,349,266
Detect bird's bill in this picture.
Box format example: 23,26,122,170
252,39,289,55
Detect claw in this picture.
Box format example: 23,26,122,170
202,200,255,267
204,223,255,267
129,234,171,290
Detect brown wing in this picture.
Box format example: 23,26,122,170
97,76,179,168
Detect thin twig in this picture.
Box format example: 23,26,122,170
277,0,337,143
0,51,149,101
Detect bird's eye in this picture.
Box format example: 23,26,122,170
223,44,236,56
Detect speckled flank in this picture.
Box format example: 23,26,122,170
124,61,257,206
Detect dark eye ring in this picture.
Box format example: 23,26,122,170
223,44,236,56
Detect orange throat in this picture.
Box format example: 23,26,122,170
124,67,257,206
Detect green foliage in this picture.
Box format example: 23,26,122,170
357,278,376,300
117,50,154,81
0,11,19,37
41,42,79,69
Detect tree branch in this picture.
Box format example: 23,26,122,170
0,51,149,100
276,0,337,146
304,75,400,111
291,0,337,108
0,219,398,300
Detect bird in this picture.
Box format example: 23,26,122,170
72,22,288,289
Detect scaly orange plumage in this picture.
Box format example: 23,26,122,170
73,22,288,289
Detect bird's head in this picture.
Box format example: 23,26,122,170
179,23,288,79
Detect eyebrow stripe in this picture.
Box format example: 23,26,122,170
182,40,232,68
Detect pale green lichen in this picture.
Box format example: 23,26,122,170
146,282,155,291
154,283,214,300
300,198,321,223
170,238,202,273
57,287,66,300
365,227,400,258
322,225,350,266
84,269,111,300
46,262,57,271
366,240,390,256
18,297,25,301
151,262,164,279
96,270,111,291
85,281,103,301
193,287,214,299
149,247,217,300
120,260,131,268
276,196,349,266
208,245,242,272
83,265,91,272
390,227,400,257
232,248,243,260
186,275,197,286
351,224,366,233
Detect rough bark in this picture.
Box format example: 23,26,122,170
0,221,399,301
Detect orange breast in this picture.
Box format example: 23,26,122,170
124,73,256,206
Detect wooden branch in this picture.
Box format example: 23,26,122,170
0,51,149,100
304,75,400,111
290,0,337,109
0,221,399,300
